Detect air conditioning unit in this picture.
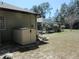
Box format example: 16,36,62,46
14,28,36,45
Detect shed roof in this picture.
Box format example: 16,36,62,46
0,2,39,15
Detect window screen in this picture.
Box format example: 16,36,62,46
0,16,7,29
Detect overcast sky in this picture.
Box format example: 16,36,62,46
0,0,71,18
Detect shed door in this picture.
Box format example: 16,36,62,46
30,15,36,43
0,16,7,44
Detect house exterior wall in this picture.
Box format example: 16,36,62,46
0,9,37,43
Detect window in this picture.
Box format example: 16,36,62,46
0,16,7,29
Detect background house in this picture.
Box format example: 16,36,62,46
37,18,44,30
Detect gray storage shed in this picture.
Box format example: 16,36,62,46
0,2,40,45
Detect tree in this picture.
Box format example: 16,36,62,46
60,3,68,16
59,3,68,25
54,9,60,22
31,5,39,13
66,0,79,29
31,2,52,18
54,0,79,29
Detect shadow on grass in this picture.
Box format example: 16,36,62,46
0,41,48,56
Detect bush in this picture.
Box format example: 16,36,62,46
53,24,61,32
61,25,65,31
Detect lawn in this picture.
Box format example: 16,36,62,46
0,29,79,59
43,29,79,59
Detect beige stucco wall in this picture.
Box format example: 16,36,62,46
0,9,37,42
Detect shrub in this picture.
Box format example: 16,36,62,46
53,24,61,32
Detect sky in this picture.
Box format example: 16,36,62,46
0,0,71,18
